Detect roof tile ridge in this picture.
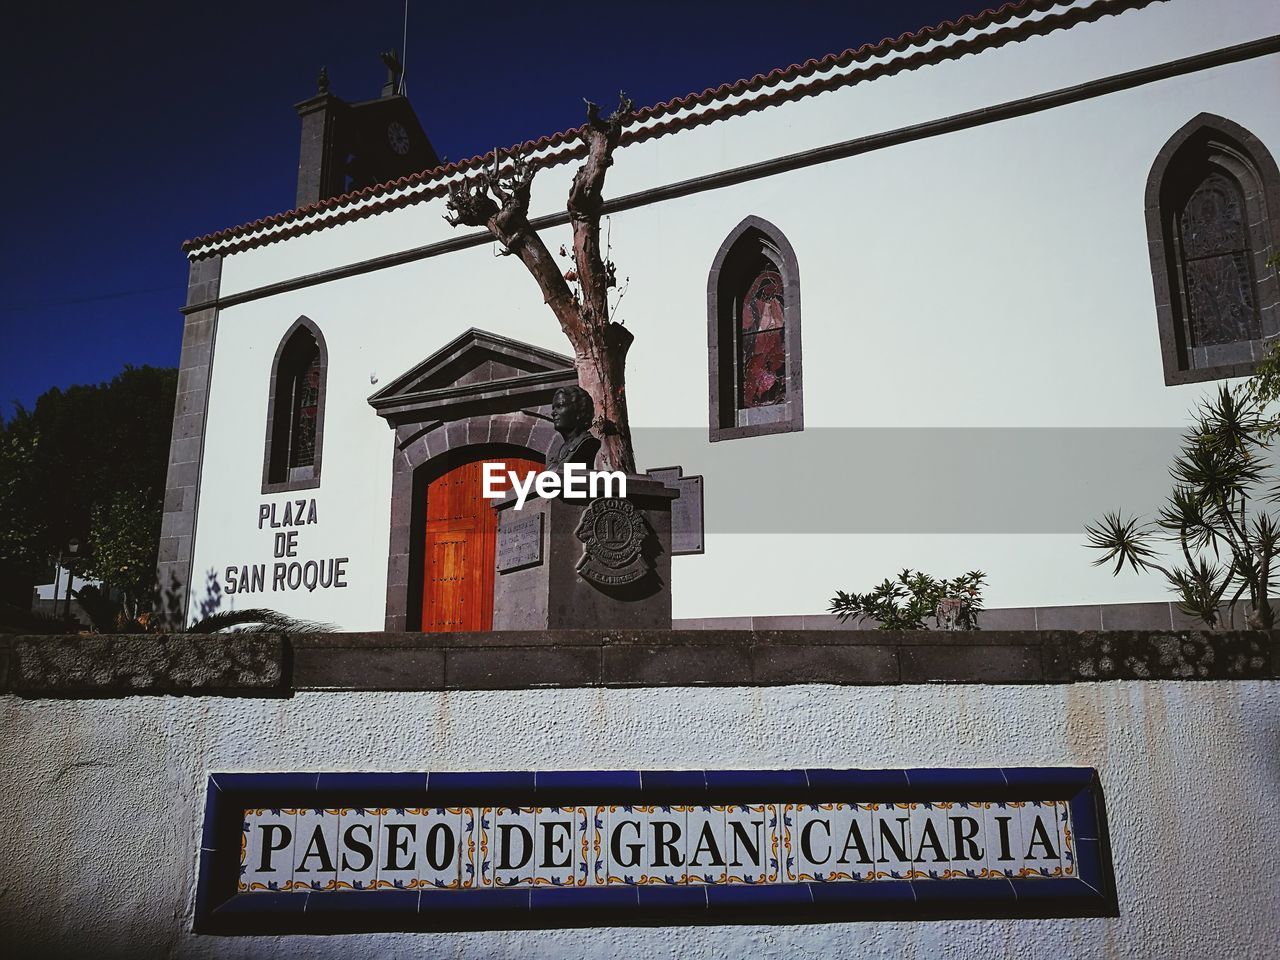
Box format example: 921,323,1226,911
630,0,1066,123
183,0,1093,253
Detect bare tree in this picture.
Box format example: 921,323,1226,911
444,95,636,473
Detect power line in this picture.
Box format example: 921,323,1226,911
0,283,185,315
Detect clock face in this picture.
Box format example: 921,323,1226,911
387,121,410,156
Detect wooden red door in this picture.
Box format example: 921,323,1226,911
420,456,541,631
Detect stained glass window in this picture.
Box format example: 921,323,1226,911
1179,171,1259,347
267,321,325,486
289,352,321,468
739,267,786,408
709,216,802,440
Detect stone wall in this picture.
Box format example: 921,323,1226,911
3,630,1275,696
1,630,1277,957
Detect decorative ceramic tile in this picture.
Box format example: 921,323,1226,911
908,802,957,880
1018,800,1066,878
459,807,480,888
639,804,688,885
605,805,646,885
766,803,785,883
240,807,297,893
725,804,772,884
686,805,727,885
533,806,577,888
1055,799,1077,878
419,807,464,891
792,803,835,881
778,804,798,882
983,800,1026,879
374,807,424,891
945,801,995,879
842,803,879,881
335,807,381,891
289,808,340,891
493,806,536,887
476,807,495,887
794,803,876,882
870,802,915,880
583,806,607,886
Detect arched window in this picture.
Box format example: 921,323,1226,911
1146,114,1280,384
263,317,327,491
708,216,803,440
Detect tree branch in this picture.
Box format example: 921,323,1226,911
568,93,631,326
440,100,640,472
444,151,580,331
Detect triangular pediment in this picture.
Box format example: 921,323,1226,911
369,328,577,424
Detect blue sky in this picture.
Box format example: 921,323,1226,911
0,0,995,416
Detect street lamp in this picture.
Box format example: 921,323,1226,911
63,538,80,622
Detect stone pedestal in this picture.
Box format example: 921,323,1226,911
492,477,679,630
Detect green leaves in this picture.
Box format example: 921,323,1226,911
0,365,176,612
829,569,986,631
79,488,165,613
0,407,47,577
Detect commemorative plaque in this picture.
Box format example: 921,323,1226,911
574,497,651,586
646,466,704,555
497,513,543,572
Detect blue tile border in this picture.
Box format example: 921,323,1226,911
638,770,707,794
530,886,640,912
704,768,808,794
808,879,913,907
316,772,426,794
194,766,1117,933
806,768,910,796
535,769,643,795
905,767,1007,793
426,770,536,801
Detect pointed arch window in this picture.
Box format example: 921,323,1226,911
708,216,803,440
263,317,327,492
1146,114,1280,384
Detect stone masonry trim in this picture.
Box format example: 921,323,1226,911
0,629,1274,698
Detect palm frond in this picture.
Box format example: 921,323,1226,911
1084,512,1159,576
186,608,336,634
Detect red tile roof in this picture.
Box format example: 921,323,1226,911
184,0,1144,257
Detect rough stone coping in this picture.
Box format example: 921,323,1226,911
0,629,1275,698
4,634,285,698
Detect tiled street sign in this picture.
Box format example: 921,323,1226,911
195,767,1114,933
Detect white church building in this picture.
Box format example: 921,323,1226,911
9,3,1280,956
162,0,1280,631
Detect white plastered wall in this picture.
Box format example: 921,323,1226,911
1,681,1276,958
189,0,1280,627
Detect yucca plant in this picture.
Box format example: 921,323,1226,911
1086,385,1277,629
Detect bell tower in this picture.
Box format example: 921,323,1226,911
293,53,440,209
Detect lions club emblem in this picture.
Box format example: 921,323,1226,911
575,497,651,586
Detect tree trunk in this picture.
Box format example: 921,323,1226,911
574,320,635,473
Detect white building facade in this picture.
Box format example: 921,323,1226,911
164,0,1280,631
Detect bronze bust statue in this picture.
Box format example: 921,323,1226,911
546,386,601,472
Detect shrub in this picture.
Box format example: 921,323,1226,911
829,569,986,630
